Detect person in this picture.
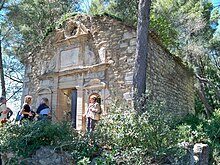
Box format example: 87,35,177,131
83,95,101,132
36,98,51,121
20,95,35,121
0,96,13,124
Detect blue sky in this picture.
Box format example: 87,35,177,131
211,0,220,29
211,0,220,6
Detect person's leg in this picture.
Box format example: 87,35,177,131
91,119,98,131
0,153,2,165
87,117,91,132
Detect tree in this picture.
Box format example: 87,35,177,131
0,0,8,97
153,0,220,116
0,39,5,96
133,0,151,112
106,0,220,117
6,0,80,59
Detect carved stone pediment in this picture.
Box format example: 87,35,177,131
54,20,90,42
54,29,65,42
64,20,89,38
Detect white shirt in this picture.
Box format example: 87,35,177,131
0,104,7,120
86,102,100,120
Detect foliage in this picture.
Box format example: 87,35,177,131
80,0,108,15
6,0,80,59
101,0,220,117
205,109,220,164
175,109,220,164
0,121,73,158
1,104,220,164
91,102,187,164
205,109,220,142
0,120,100,163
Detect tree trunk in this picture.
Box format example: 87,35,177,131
196,86,213,118
0,39,6,96
133,0,151,112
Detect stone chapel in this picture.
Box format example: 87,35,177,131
21,15,195,130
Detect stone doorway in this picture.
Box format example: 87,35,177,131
57,88,72,121
57,88,80,129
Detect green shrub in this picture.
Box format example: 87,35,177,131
2,103,219,164
205,109,220,164
0,120,102,164
205,109,220,141
0,121,74,157
92,101,187,164
175,109,220,164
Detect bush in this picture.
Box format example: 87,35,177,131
175,109,220,164
0,121,74,157
2,104,219,164
0,120,101,164
91,101,187,164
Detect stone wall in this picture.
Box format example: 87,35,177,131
21,15,194,125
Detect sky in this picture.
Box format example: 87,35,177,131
211,0,220,29
211,0,220,6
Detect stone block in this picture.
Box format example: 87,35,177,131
123,32,134,39
123,92,133,101
193,143,209,165
127,46,136,53
120,42,128,48
130,38,136,46
60,48,79,68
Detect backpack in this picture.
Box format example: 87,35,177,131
15,110,23,121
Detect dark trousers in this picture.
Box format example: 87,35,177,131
0,153,2,165
87,117,98,132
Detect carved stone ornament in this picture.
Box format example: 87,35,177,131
54,20,90,42
64,20,89,38
54,29,65,42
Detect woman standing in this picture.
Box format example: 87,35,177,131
20,95,34,121
83,95,101,132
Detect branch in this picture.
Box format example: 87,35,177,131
0,0,6,11
196,74,220,100
6,87,23,102
195,87,212,118
1,26,12,41
4,74,23,83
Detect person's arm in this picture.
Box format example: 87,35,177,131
21,104,32,116
3,107,11,114
0,104,8,114
36,104,42,114
21,109,32,115
91,103,100,113
83,105,90,117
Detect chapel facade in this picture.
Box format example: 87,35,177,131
21,15,194,130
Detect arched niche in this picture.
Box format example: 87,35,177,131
83,79,109,113
35,87,53,111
